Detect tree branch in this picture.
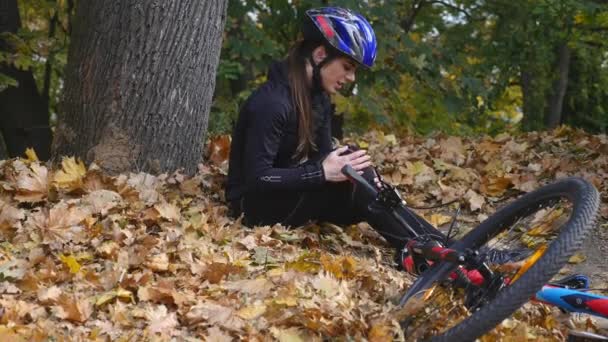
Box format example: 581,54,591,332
43,5,59,107
427,0,473,21
400,0,427,33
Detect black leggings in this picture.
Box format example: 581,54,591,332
233,166,420,250
237,181,363,227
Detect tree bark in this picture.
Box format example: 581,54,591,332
53,0,228,174
545,43,571,129
0,0,53,160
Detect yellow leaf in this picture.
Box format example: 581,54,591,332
236,303,266,319
59,254,81,274
568,253,586,264
427,213,452,227
53,157,86,191
95,291,117,307
357,140,369,149
270,327,305,342
274,296,298,307
24,148,39,162
369,323,393,342
320,254,357,279
96,288,134,306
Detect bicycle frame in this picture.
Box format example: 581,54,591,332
534,284,608,319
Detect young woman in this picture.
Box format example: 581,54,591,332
225,7,415,253
225,6,526,270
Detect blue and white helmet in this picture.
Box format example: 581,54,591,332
305,7,377,68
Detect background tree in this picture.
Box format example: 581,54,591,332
52,0,228,174
0,0,71,160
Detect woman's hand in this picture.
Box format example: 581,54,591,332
322,145,372,182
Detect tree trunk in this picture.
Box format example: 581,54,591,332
0,0,53,160
520,69,536,131
545,43,571,129
53,0,228,174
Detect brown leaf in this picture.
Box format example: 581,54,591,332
201,262,244,284
480,176,511,197
465,189,485,212
205,326,233,342
26,202,88,243
440,136,466,166
14,162,49,202
154,202,181,222
145,253,169,272
37,285,62,304
137,280,184,306
145,304,178,334
52,293,92,323
82,190,122,216
368,322,393,342
223,278,273,296
207,135,232,167
185,301,245,331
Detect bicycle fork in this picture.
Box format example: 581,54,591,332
402,239,495,287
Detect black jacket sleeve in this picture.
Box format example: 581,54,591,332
244,100,326,192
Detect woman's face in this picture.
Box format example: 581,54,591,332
320,56,357,95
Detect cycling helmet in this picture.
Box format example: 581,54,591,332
304,7,377,68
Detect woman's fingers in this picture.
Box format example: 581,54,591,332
349,154,371,167
352,161,372,171
344,149,367,160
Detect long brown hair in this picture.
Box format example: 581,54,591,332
288,40,318,161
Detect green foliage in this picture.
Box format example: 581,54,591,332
2,0,74,121
211,0,608,136
7,0,607,137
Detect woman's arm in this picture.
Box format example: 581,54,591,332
244,100,326,192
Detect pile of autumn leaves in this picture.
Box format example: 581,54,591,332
0,126,606,341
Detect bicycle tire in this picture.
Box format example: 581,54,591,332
402,177,600,341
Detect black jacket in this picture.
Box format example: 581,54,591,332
225,61,333,203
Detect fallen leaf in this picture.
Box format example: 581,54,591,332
205,326,233,342
465,189,485,211
59,254,81,274
53,157,87,191
145,304,178,334
185,301,245,331
236,303,266,319
568,253,586,264
270,327,306,342
14,162,49,202
368,322,393,342
24,148,39,162
154,202,181,222
52,293,92,323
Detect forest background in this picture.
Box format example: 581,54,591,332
1,0,607,160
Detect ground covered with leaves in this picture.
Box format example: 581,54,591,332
0,126,607,341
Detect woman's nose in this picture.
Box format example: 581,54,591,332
346,71,356,83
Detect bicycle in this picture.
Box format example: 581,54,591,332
341,164,600,341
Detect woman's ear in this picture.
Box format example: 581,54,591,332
312,45,327,64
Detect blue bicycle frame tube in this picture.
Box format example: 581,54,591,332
535,285,608,319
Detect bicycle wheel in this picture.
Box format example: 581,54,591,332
399,177,600,341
